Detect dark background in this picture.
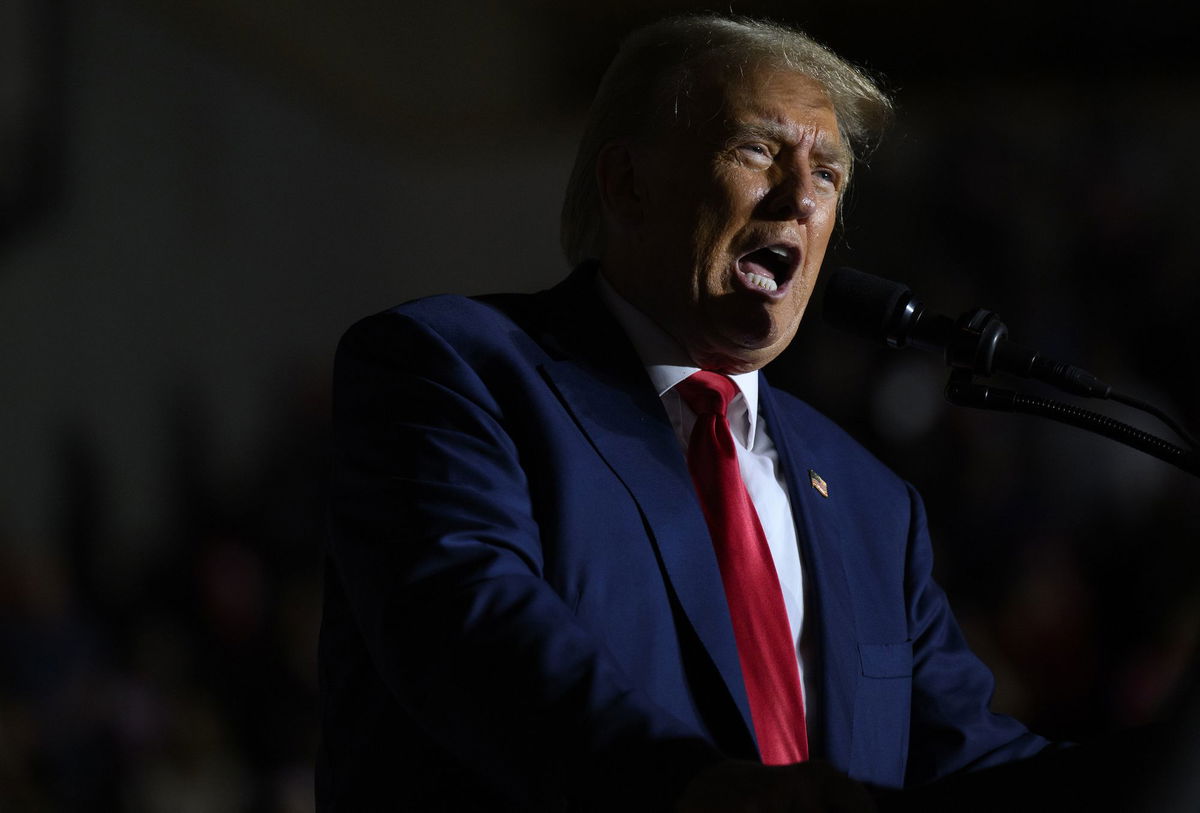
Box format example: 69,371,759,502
2,0,1197,810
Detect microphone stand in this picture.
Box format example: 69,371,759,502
824,268,1199,474
944,371,1200,478
928,305,1200,479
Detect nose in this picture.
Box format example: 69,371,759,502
762,166,817,222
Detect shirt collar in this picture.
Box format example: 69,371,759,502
596,271,761,447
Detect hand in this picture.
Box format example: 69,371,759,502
675,759,878,813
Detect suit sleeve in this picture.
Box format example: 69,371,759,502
902,482,1051,785
326,311,720,809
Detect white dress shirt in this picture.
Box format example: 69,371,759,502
596,275,810,710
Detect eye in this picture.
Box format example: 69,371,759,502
738,143,774,165
813,167,841,191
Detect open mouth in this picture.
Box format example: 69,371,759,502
736,244,798,295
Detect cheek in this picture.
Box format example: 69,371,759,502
811,203,839,242
806,233,830,265
687,207,729,269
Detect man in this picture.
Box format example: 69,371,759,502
318,14,1049,812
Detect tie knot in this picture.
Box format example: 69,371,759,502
676,371,737,418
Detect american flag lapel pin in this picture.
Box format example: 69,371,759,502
808,469,829,498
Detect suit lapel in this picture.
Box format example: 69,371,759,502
531,267,757,754
758,380,859,771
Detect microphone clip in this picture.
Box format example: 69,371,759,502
946,308,1010,377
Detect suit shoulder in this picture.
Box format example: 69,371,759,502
342,292,518,340
766,385,905,490
765,385,863,453
336,292,541,360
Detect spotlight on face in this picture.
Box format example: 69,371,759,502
601,67,848,373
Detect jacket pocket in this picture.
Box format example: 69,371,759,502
851,640,914,786
858,640,913,678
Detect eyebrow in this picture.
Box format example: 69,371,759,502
727,119,851,167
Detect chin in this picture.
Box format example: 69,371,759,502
687,307,799,371
723,321,803,371
692,340,782,374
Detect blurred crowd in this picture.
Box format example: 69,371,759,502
0,374,326,811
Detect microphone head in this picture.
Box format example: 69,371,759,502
823,267,915,345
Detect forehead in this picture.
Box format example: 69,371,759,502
688,65,845,151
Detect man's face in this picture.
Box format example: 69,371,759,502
605,67,848,373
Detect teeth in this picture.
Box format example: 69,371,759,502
766,246,790,259
745,272,778,292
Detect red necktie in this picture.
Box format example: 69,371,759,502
675,371,809,765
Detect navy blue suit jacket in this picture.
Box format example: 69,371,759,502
317,265,1047,811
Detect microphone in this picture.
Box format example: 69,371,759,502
822,267,1112,398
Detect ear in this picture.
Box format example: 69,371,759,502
595,141,644,230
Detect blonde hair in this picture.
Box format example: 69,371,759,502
560,14,893,265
